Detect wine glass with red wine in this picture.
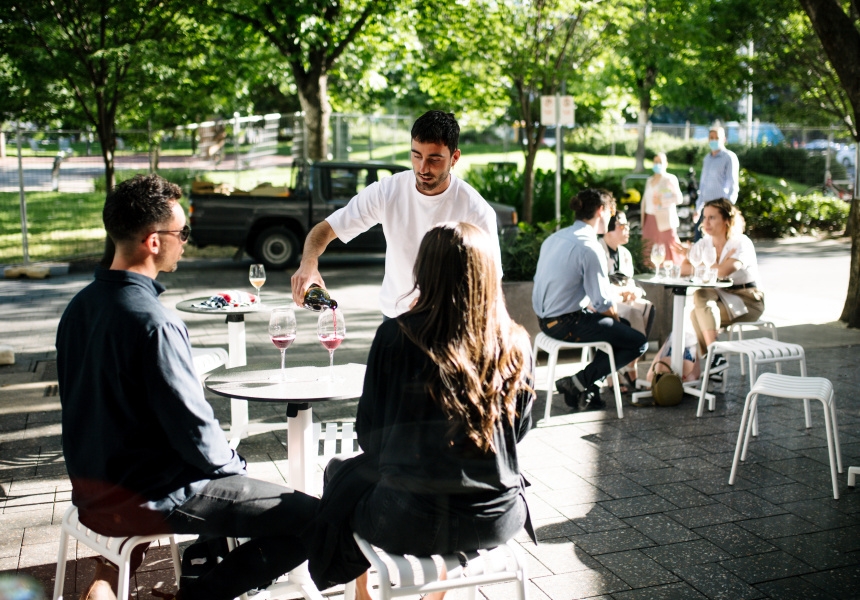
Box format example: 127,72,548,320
268,308,297,381
317,307,345,381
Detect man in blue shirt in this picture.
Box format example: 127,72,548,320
694,125,739,241
532,189,648,411
56,175,318,600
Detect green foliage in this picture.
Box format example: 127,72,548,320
568,129,700,163
736,169,849,237
500,221,563,282
735,145,848,185
93,169,200,194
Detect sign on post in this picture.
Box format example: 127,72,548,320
540,96,575,224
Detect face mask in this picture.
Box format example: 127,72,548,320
652,164,665,174
709,140,721,151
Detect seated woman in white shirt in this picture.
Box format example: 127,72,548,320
680,198,765,372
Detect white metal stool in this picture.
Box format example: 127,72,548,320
53,505,181,600
729,373,843,500
697,338,807,418
345,534,528,600
848,467,860,487
191,346,228,379
725,320,777,375
532,331,623,420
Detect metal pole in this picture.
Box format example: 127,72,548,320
555,93,562,226
16,122,30,264
746,41,754,147
234,112,241,189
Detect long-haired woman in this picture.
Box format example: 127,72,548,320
317,222,535,600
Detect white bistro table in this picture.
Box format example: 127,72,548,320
176,297,286,448
631,274,731,404
204,361,366,600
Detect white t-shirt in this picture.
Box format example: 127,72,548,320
326,170,501,317
692,233,760,285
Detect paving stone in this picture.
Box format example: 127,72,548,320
521,539,601,575
694,523,777,557
668,503,747,529
673,562,766,600
556,503,627,534
754,576,839,600
780,499,860,529
532,516,587,542
772,528,860,570
600,494,678,519
585,474,649,500
611,581,708,599
642,538,733,569
477,579,552,600
568,527,656,555
725,463,796,487
593,549,679,588
801,564,860,599
532,566,630,599
721,549,815,584
623,467,691,486
624,514,699,545
736,515,823,546
648,482,716,509
711,490,787,519
535,485,613,508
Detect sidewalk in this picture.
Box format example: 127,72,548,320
0,237,859,599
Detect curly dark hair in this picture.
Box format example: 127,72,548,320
411,110,460,154
103,174,182,243
569,188,615,221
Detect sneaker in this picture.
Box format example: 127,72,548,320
709,354,728,374
556,376,581,408
573,384,603,412
585,389,606,410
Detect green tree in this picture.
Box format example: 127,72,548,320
214,0,396,161
796,0,860,327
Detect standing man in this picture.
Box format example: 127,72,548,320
532,189,648,411
56,174,318,600
290,110,501,318
694,125,739,241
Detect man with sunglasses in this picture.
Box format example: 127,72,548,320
56,174,318,600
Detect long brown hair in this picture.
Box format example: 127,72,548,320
399,222,531,453
703,198,738,239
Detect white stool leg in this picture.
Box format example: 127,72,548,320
820,400,840,500
343,580,356,600
697,346,715,417
53,530,70,600
741,393,759,461
800,359,811,428
543,348,559,421
829,390,843,474
604,343,623,419
849,466,860,487
116,562,132,600
730,391,757,485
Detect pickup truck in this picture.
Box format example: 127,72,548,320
188,160,519,269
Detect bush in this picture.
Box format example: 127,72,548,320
94,169,200,193
735,146,847,185
567,129,696,162
736,169,849,238
500,220,563,281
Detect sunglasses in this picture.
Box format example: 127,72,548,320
144,224,191,243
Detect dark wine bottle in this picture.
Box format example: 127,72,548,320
302,283,338,311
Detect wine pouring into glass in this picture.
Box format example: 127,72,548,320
268,308,297,381
249,264,266,304
317,307,345,382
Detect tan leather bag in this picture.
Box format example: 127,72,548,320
650,360,684,407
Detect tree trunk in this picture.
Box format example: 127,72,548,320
797,0,860,326
635,67,656,173
296,74,331,161
522,148,537,224
96,120,117,268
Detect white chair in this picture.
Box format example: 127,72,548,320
191,346,228,380
697,338,807,420
53,505,181,600
729,373,843,500
725,320,777,375
532,331,623,420
345,534,528,600
848,467,860,487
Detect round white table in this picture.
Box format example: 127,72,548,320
632,274,731,403
204,361,366,600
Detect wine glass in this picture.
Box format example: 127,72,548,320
650,243,666,279
249,264,266,305
268,308,297,381
317,307,346,382
688,243,703,281
702,245,717,271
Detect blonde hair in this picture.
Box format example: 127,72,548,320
399,222,531,453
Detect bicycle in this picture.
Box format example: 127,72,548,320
802,172,853,199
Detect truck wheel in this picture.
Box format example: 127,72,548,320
254,227,300,269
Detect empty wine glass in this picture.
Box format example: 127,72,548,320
268,308,297,381
688,243,703,281
249,264,266,304
650,243,666,279
317,307,346,382
702,245,717,272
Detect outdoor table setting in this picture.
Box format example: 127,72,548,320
631,243,732,404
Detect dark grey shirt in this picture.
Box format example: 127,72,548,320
56,268,245,525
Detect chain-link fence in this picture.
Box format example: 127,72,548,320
1,114,856,266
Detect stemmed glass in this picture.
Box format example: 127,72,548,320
317,307,346,382
268,308,297,381
688,243,703,282
650,243,666,279
249,264,266,305
701,245,718,283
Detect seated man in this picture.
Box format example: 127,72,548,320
599,211,655,387
56,174,319,600
532,189,648,411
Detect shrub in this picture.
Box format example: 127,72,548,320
735,146,847,185
500,220,564,281
94,169,200,193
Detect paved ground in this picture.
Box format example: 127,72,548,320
1,236,859,599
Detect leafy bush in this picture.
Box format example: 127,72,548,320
736,169,849,237
735,146,847,185
567,129,695,162
500,220,563,281
94,169,200,193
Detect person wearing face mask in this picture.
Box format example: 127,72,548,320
641,152,683,266
694,125,739,241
